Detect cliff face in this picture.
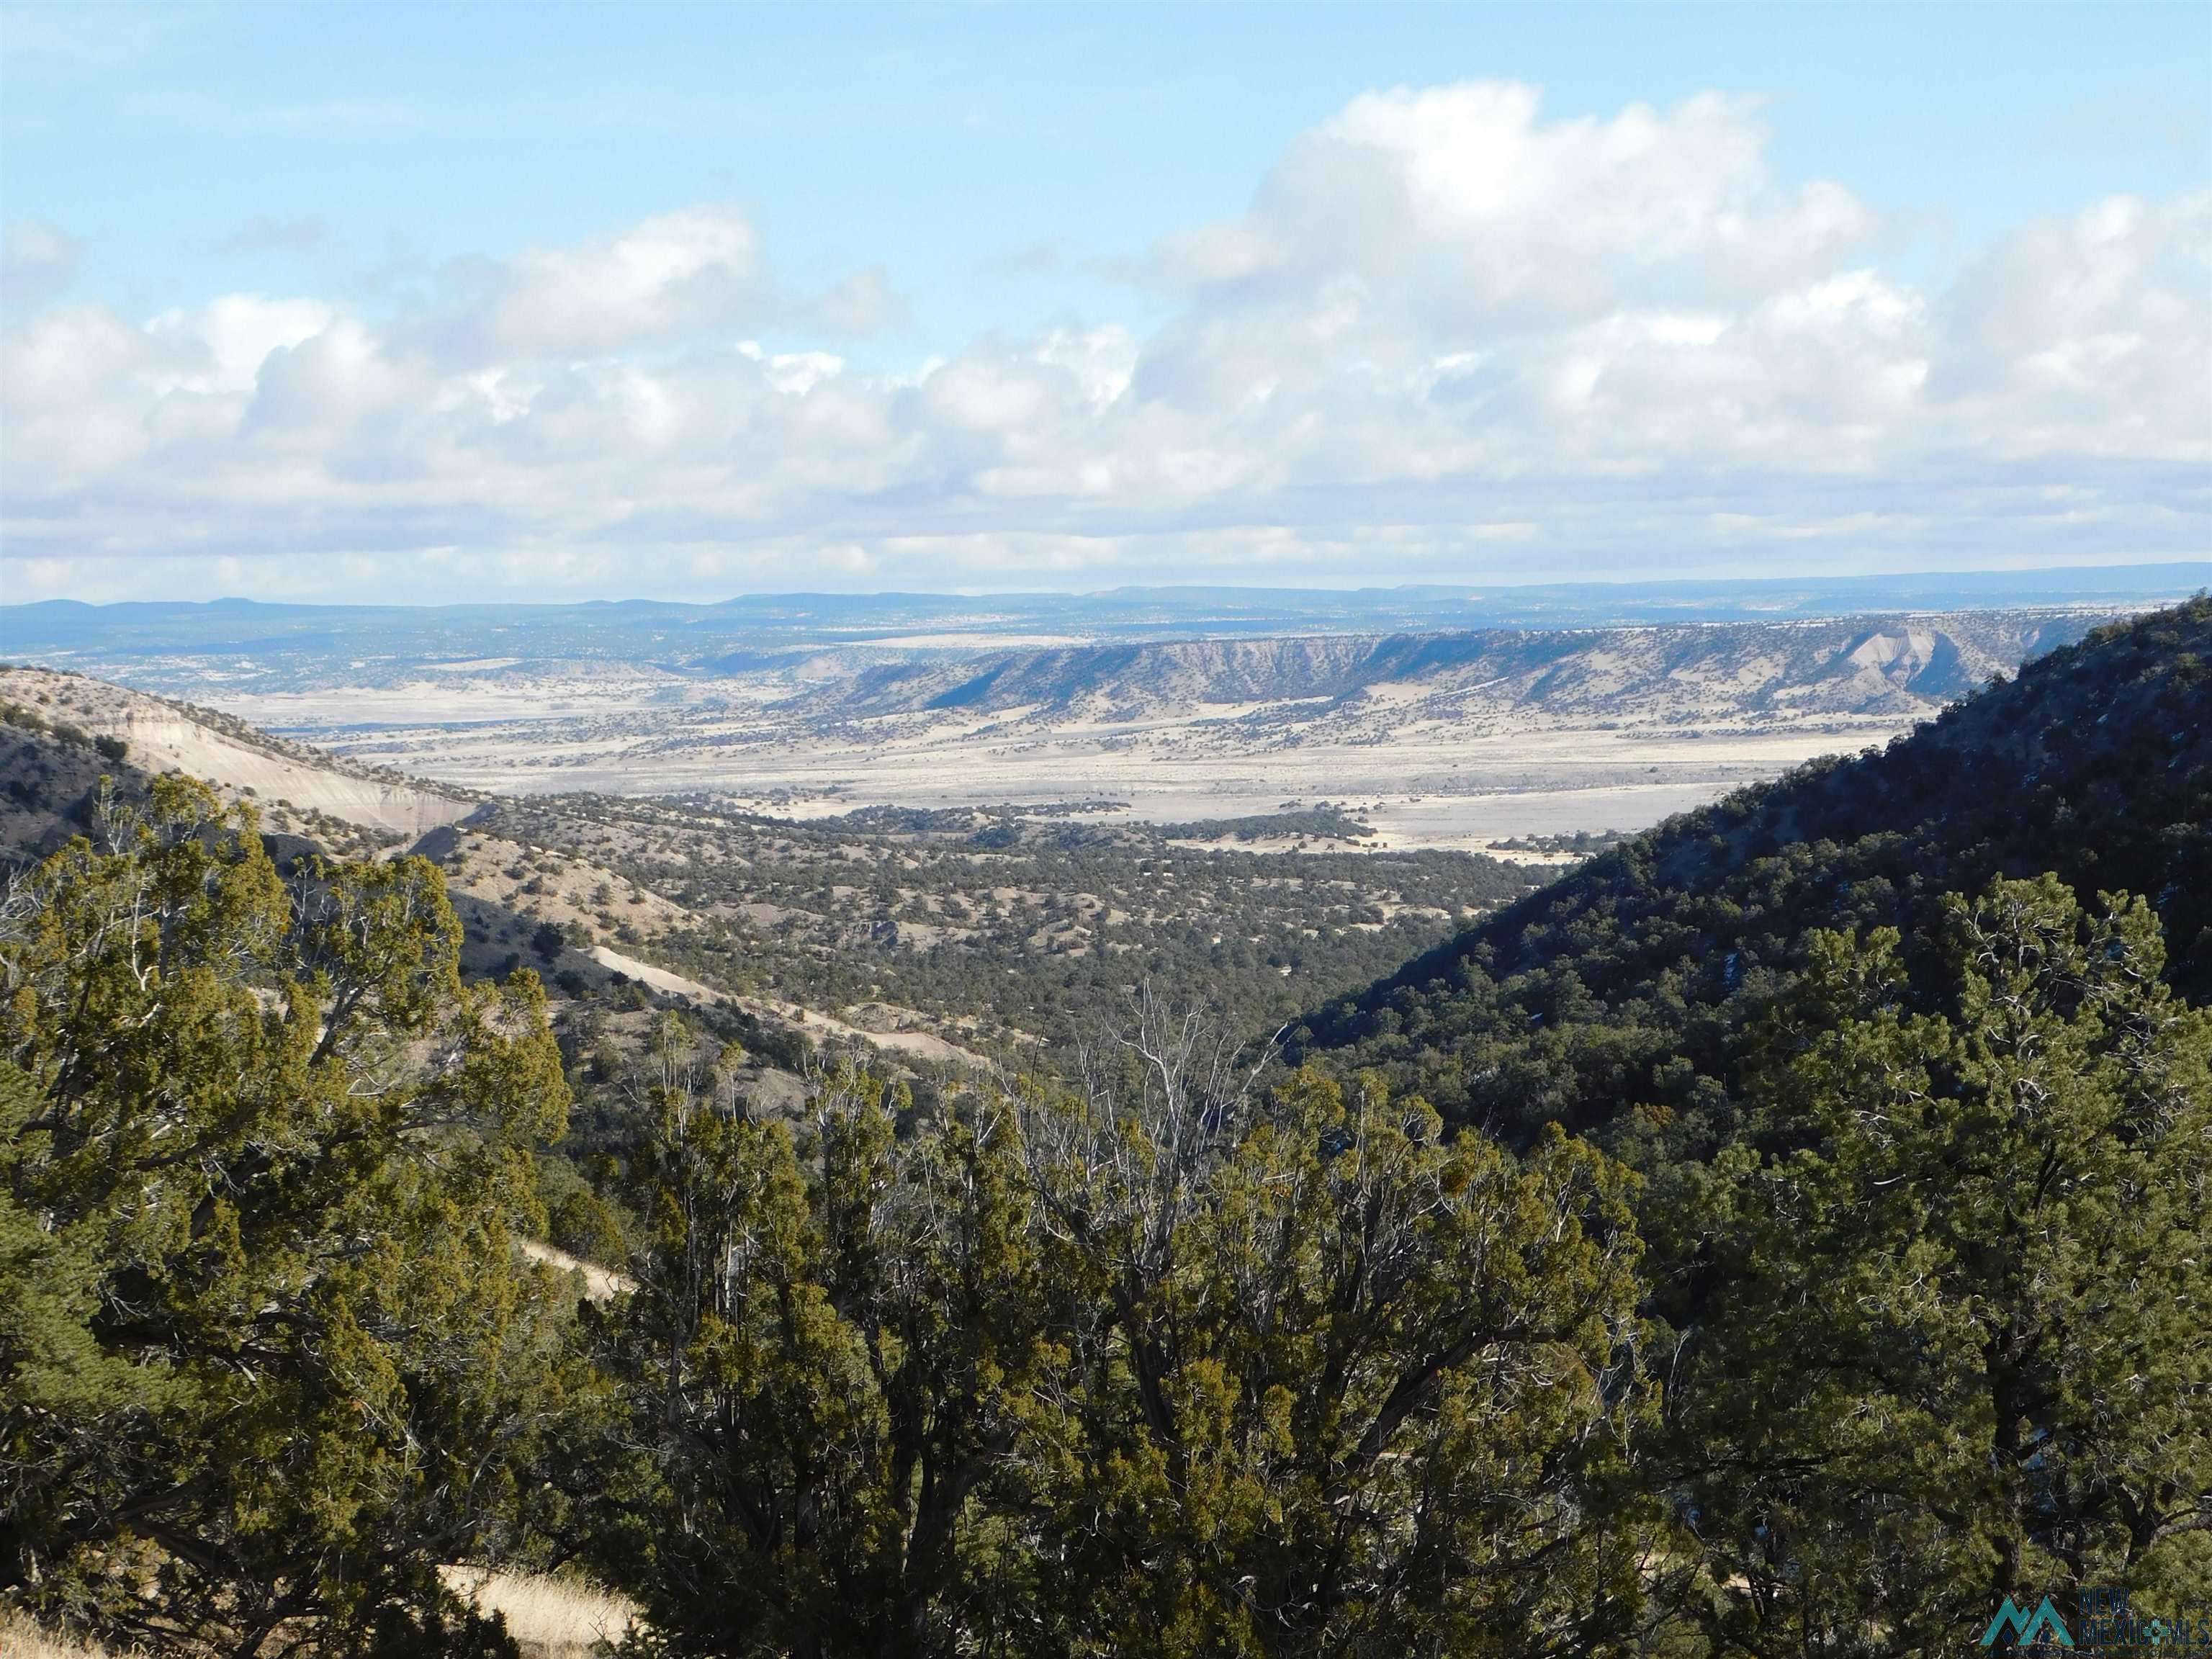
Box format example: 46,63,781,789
815,611,2108,724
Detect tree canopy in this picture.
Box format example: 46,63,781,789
586,1006,1654,1658
1663,876,2212,1650
1,779,573,1655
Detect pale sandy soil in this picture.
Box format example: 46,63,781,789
204,672,1910,853
439,829,690,935
519,1238,634,1301
0,667,473,840
589,943,727,1001
862,631,1092,648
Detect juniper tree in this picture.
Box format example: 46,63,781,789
1669,876,2212,1652
0,778,575,1655
597,1002,1657,1658
1015,1004,1656,1658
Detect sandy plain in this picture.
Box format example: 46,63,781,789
207,672,1916,853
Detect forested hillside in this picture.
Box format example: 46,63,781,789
1298,599,2212,1161
462,793,1534,1064
3,604,2206,1656
1286,600,2212,1645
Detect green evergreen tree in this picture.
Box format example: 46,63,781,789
595,1004,1655,1657
0,779,575,1655
590,1028,1057,1655
1017,1048,1656,1658
1671,876,2212,1651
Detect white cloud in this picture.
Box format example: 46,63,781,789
411,203,770,363
146,295,336,395
1931,189,2211,459
214,215,329,256
0,4,188,77
811,266,907,336
3,81,2206,599
737,343,846,397
1154,84,1877,326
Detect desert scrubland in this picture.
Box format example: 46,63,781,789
78,608,2116,851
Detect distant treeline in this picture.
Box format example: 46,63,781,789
1156,805,1376,842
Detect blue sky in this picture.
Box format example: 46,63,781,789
3,2,2208,603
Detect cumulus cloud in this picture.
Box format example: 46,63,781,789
3,81,2206,600
1932,189,2211,457
989,240,1066,278
811,266,907,336
408,202,773,363
1154,84,1877,325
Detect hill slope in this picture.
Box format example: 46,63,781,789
1294,599,2212,1158
0,665,475,845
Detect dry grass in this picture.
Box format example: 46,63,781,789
0,1607,141,1658
442,1568,640,1658
3,1577,637,1659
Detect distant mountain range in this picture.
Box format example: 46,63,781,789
4,563,2205,693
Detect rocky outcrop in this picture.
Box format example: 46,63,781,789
811,611,2110,725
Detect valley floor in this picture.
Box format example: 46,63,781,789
27,604,2116,852
216,678,1913,852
